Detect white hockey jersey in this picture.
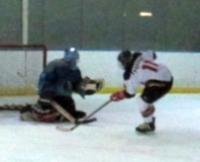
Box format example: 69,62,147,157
124,52,172,95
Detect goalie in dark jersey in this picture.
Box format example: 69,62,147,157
20,47,104,122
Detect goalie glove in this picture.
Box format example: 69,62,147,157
82,77,105,95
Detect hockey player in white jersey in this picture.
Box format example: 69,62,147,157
110,50,173,133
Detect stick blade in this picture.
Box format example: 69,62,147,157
56,125,74,132
56,118,97,132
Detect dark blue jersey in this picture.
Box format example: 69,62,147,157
38,59,84,98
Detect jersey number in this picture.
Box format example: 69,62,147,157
142,60,158,72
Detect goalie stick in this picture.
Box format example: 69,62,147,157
56,99,111,131
39,99,97,125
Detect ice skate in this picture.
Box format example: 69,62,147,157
136,117,155,133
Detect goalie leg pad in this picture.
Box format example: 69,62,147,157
54,96,86,119
20,103,60,122
20,105,37,121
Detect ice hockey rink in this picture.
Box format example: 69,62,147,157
0,93,200,162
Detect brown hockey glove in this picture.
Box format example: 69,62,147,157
111,90,135,102
111,91,126,102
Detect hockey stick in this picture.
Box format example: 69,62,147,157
39,99,96,124
57,99,111,131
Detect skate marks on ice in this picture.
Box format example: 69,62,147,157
0,94,200,162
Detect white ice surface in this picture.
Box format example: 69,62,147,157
0,94,200,162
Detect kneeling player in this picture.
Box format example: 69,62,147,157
110,50,173,133
20,47,104,122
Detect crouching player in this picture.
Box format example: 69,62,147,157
20,47,104,122
110,50,173,133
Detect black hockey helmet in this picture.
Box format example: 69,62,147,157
117,50,132,69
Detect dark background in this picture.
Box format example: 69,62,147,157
0,0,200,51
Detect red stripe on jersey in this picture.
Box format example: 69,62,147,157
144,60,158,66
142,65,158,72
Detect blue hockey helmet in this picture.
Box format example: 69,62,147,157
64,47,79,62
